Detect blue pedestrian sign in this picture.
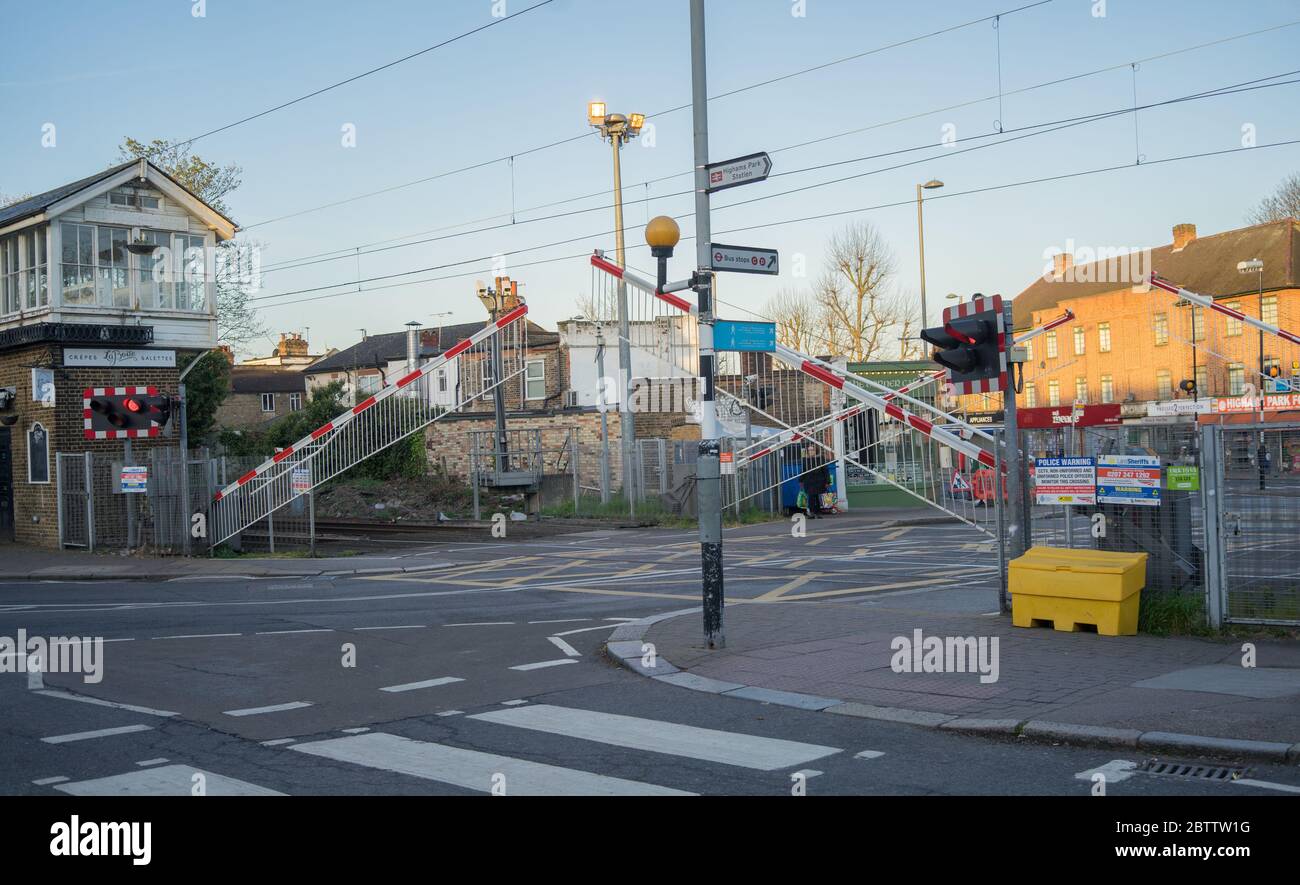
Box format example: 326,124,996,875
713,320,776,352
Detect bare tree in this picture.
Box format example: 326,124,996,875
765,288,818,354
814,221,898,362
0,192,31,209
1248,172,1300,224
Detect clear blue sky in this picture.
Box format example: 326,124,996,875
3,0,1298,356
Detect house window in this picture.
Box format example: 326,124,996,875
1225,302,1243,336
1024,340,1033,363
96,226,131,307
1045,332,1058,359
1228,363,1245,396
1191,306,1205,341
136,229,172,309
1153,313,1169,346
525,359,545,400
1156,370,1172,401
173,233,208,311
1098,323,1111,353
1262,295,1278,327
1024,382,1037,408
1100,375,1114,404
1075,377,1087,404
109,188,161,210
437,370,448,393
261,393,275,413
1195,365,1208,397
289,392,302,412
23,228,48,310
60,223,96,305
27,422,50,484
1048,380,1060,407
0,235,19,314
1073,327,1085,356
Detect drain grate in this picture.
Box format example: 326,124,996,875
1137,760,1247,781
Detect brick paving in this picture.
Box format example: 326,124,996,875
648,600,1300,744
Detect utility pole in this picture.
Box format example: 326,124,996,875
1002,300,1025,612
691,0,724,649
595,323,612,504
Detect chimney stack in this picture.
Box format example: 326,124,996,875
1172,223,1198,251
1053,252,1075,279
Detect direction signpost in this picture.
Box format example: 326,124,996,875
705,152,772,193
710,244,779,275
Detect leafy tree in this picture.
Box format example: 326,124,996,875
179,351,231,441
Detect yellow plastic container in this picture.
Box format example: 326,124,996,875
1009,546,1148,636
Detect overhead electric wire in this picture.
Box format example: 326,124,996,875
239,0,1066,231
254,20,1300,269
253,71,1300,279
179,1,558,146
256,136,1300,311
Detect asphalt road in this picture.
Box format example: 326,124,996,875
2,518,1297,797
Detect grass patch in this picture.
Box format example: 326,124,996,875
541,497,778,528
210,546,362,560
1138,590,1215,637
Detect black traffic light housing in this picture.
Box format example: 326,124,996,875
84,387,170,439
921,295,1006,393
1179,379,1197,395
0,387,16,426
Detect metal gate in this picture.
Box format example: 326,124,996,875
1203,421,1300,626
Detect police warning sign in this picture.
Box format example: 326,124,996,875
1096,455,1161,507
1033,457,1096,505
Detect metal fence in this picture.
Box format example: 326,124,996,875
57,448,218,554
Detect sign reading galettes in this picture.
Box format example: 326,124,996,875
64,348,177,369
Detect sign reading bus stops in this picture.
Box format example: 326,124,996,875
710,243,779,275
705,152,772,193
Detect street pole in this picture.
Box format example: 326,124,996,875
610,128,637,515
1257,268,1266,491
917,184,928,330
595,324,612,504
691,0,724,649
1001,300,1025,612
489,290,509,480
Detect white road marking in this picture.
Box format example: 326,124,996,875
436,710,464,717
260,738,296,747
500,700,528,706
32,776,69,786
42,724,153,744
223,701,313,717
528,619,589,625
509,659,579,671
445,622,515,627
470,705,841,771
1234,778,1300,794
341,727,370,734
256,629,333,636
56,765,285,796
855,750,886,760
379,677,465,693
353,624,426,631
1074,760,1138,783
36,690,177,718
135,758,169,767
553,623,621,637
155,633,242,640
547,636,581,657
793,769,824,779
290,733,693,796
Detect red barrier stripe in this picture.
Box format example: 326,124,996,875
83,430,95,440
977,450,996,467
590,254,625,279
750,448,771,460
236,470,258,487
82,388,93,399
657,291,692,313
496,304,528,327
1281,330,1300,346
272,447,295,463
396,370,423,388
884,404,905,422
83,409,92,419
907,415,934,435
800,361,844,389
311,422,334,440
214,490,224,502
444,338,472,360
352,396,377,415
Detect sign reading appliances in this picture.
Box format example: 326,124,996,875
64,349,177,369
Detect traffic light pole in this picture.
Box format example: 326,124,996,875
691,0,724,649
1001,300,1025,613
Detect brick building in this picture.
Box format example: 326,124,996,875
214,366,307,431
0,159,234,546
960,220,1300,424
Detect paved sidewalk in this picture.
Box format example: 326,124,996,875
639,594,1300,759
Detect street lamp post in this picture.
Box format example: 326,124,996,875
588,103,645,514
916,179,944,330
1238,259,1266,490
